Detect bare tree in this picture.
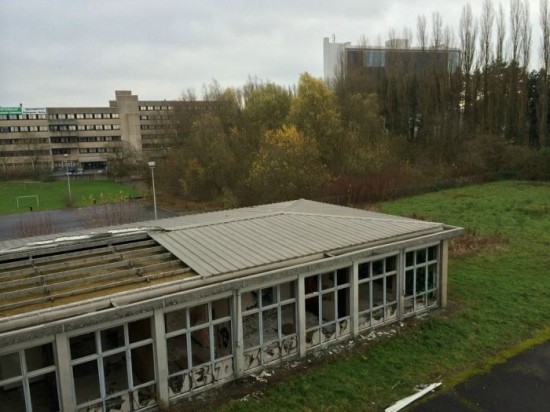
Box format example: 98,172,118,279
417,14,428,49
520,0,532,69
539,0,550,146
387,27,398,48
460,3,478,75
479,0,495,71
510,0,522,63
432,12,443,48
496,2,507,62
541,0,550,74
443,24,456,49
402,26,413,48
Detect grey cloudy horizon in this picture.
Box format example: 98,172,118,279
0,0,541,107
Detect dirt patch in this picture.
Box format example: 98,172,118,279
449,229,509,257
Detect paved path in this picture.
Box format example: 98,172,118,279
410,339,550,411
0,203,177,241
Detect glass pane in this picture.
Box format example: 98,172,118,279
372,278,384,307
417,248,427,264
279,281,295,301
322,293,335,322
0,352,20,380
26,344,54,373
372,259,383,276
428,245,438,261
405,251,414,267
165,309,187,333
281,303,296,336
131,344,155,384
214,321,232,359
243,313,259,349
428,264,437,289
262,308,279,343
337,287,350,318
104,352,128,394
261,287,275,306
212,298,231,320
242,291,259,311
101,326,125,351
167,334,188,374
386,255,397,272
304,275,318,294
190,329,210,366
129,318,152,343
189,304,209,327
70,332,96,359
358,282,370,311
417,267,427,292
321,272,335,290
305,296,319,328
358,262,370,280
0,380,25,411
405,270,414,296
337,269,349,285
73,360,100,404
386,275,397,302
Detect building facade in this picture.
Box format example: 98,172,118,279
0,200,463,411
0,91,212,174
323,37,461,83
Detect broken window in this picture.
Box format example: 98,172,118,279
70,316,156,411
304,268,351,350
357,255,398,330
242,281,297,370
0,342,59,412
164,297,234,398
404,245,439,315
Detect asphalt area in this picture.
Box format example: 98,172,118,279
409,339,550,412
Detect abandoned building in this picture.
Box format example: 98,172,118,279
0,199,463,411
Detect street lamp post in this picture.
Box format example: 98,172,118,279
148,161,157,220
64,153,72,205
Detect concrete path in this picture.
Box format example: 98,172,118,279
409,339,550,411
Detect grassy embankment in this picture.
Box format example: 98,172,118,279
0,180,138,215
218,180,550,412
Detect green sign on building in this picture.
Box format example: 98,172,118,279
0,107,22,115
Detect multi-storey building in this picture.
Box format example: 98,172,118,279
323,37,461,83
0,91,213,174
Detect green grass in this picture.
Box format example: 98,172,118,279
0,180,139,215
217,180,550,412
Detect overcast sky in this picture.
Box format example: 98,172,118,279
0,0,541,107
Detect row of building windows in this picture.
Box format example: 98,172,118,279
49,124,120,132
0,150,50,157
0,245,440,410
1,138,49,145
140,114,171,121
1,126,48,133
50,136,121,143
139,105,172,111
79,147,118,154
49,113,119,120
0,114,48,120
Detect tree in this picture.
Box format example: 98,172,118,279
179,114,237,201
246,126,328,204
289,73,345,174
243,81,292,134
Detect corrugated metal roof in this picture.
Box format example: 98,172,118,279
149,200,443,278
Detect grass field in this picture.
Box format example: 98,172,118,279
0,180,139,215
215,180,550,412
